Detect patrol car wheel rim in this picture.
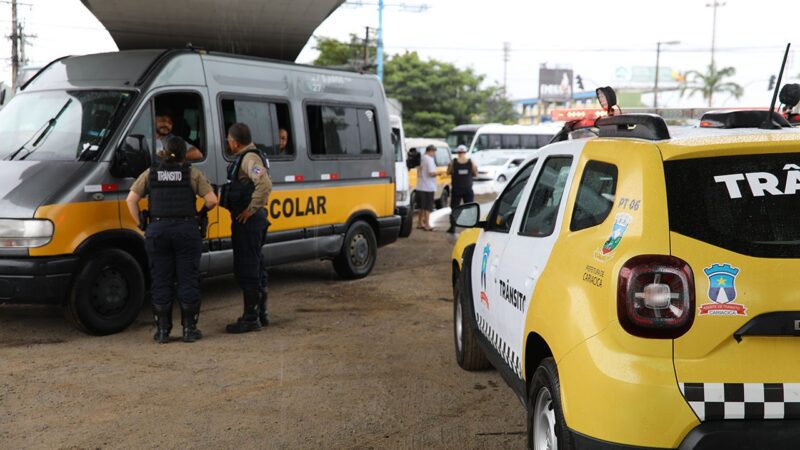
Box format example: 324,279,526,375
533,387,557,450
350,233,370,268
91,267,129,316
455,300,463,353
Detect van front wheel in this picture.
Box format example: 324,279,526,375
67,249,144,335
333,220,377,279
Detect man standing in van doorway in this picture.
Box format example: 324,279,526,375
446,145,477,233
222,123,273,333
416,145,438,231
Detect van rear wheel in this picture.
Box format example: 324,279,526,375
67,249,144,335
399,203,414,238
333,220,377,279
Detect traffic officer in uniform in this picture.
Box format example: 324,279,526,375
222,123,273,333
126,136,218,343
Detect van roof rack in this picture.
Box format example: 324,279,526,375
595,113,670,141
699,110,792,129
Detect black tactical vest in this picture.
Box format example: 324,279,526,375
148,163,196,219
221,149,268,216
451,159,474,190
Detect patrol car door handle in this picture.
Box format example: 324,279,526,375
528,267,540,279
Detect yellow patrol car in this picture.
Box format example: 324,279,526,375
450,88,800,449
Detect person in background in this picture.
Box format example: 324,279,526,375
126,136,217,343
278,128,289,154
416,145,438,231
446,144,478,233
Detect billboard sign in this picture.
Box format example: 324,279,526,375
539,68,573,102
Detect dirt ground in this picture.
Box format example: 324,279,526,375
0,217,526,449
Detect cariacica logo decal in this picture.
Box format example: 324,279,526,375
594,213,632,262
480,243,490,309
699,263,747,316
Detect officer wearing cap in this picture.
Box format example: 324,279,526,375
126,136,218,343
221,123,273,333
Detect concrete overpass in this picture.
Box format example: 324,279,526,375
81,0,345,61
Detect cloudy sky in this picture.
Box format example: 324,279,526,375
1,0,799,108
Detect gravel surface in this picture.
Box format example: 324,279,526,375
0,217,525,449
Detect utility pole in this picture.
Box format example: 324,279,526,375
654,40,680,109
10,0,18,89
377,0,384,81
503,41,510,93
363,26,370,71
706,1,725,69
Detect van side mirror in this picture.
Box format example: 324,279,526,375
452,202,481,228
111,134,151,178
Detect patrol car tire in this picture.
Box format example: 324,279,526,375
527,357,574,450
67,249,144,335
333,220,377,280
454,254,491,371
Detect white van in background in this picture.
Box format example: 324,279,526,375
445,123,562,165
391,115,413,237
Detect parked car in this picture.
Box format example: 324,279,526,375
474,156,527,183
450,104,800,449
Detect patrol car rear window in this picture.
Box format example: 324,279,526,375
570,161,617,232
665,153,800,258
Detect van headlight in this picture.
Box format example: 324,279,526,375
0,219,54,248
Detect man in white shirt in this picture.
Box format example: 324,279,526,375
416,145,438,230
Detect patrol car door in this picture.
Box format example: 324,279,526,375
494,155,576,379
471,159,538,360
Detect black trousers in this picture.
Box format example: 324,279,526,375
145,219,202,306
231,208,268,291
449,187,475,230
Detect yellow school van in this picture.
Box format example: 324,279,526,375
0,49,399,334
450,87,800,449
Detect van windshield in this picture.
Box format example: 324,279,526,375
0,90,134,161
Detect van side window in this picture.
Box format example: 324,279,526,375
307,104,379,157
519,157,573,237
570,161,618,232
486,160,537,233
128,104,154,157
221,98,272,156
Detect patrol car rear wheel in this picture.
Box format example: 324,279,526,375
67,249,144,335
528,357,573,450
333,220,377,280
454,258,491,371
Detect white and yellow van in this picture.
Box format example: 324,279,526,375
451,104,800,449
0,49,400,334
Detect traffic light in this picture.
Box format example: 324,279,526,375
576,75,584,90
768,75,776,91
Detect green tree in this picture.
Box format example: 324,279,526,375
312,38,517,137
680,64,744,107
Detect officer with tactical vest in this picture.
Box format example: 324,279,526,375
126,136,218,343
221,123,273,333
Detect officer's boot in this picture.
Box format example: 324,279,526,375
180,302,203,343
152,303,172,344
257,289,269,327
226,289,262,334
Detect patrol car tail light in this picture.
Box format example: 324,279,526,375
0,219,54,248
617,255,695,339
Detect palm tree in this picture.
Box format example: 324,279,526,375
680,64,744,107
